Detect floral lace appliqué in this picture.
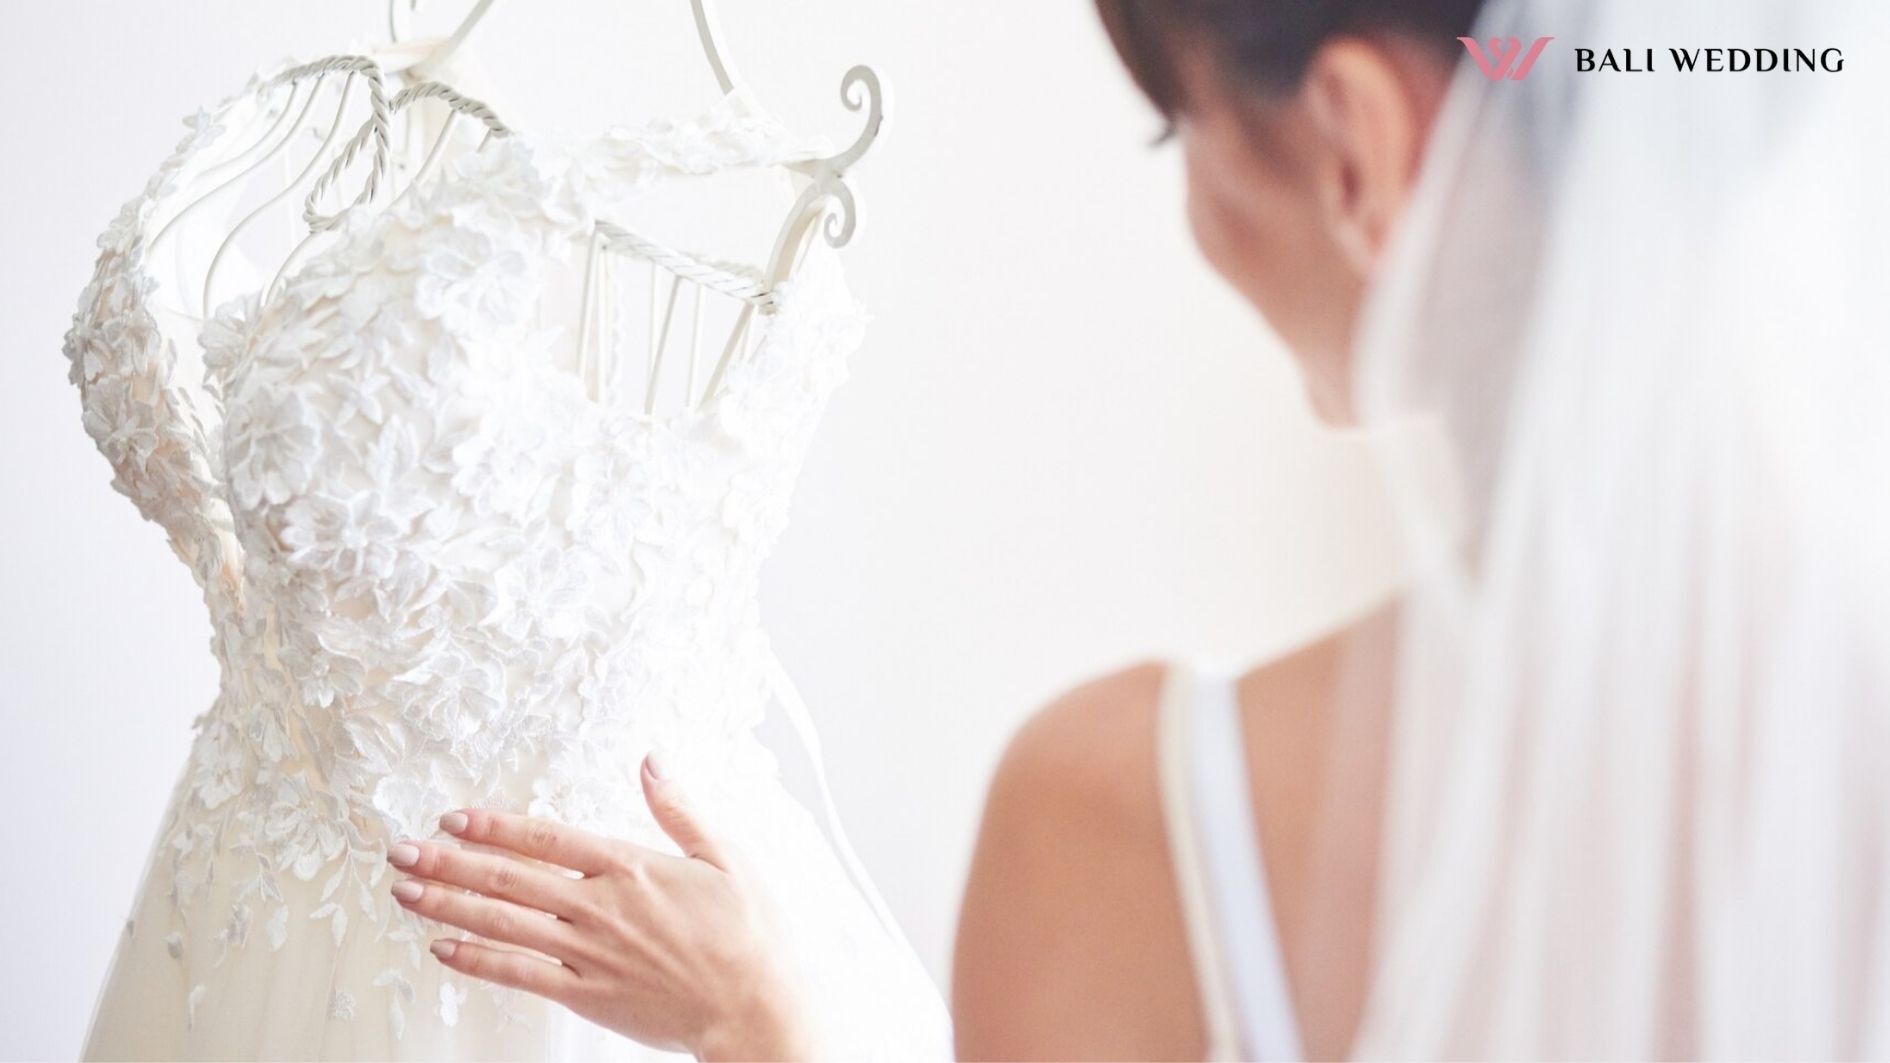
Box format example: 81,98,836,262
66,60,864,1041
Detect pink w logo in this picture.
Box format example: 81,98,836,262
1458,36,1555,81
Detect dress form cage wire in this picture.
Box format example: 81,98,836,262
147,0,886,416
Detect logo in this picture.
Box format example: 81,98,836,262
1458,36,1556,81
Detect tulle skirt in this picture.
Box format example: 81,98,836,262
81,752,951,1060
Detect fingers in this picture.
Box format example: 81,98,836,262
429,938,581,1002
440,809,621,876
642,753,731,870
394,878,583,964
389,839,584,920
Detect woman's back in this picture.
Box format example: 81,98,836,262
951,602,1396,1059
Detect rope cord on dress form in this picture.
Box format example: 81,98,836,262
593,222,776,309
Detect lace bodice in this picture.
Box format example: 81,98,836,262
65,58,868,1033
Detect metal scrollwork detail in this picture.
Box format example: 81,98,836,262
768,64,887,282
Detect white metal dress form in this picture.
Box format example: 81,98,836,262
161,0,884,416
388,0,886,409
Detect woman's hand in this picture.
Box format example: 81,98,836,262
385,754,816,1061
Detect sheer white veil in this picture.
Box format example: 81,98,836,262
1343,0,1890,1054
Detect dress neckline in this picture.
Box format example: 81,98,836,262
105,52,854,443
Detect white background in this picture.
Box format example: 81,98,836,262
0,1,1404,1055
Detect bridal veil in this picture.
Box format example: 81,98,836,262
1339,0,1890,1054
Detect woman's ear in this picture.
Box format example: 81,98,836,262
1301,38,1430,277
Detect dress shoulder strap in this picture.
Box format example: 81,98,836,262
1159,661,1245,1060
1157,661,1304,1062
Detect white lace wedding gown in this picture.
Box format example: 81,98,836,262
66,55,949,1059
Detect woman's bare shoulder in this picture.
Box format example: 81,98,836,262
951,659,1199,1060
987,624,1358,831
992,660,1171,829
950,617,1377,1060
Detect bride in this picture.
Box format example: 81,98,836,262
388,0,1890,1057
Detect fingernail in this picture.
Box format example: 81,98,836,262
392,880,423,903
645,750,669,780
439,811,469,834
430,939,458,960
388,842,420,868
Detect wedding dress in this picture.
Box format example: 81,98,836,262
67,51,949,1059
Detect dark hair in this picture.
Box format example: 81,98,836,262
1096,0,1485,117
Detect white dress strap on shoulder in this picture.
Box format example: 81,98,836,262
1158,661,1303,1062
1160,661,1245,1060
